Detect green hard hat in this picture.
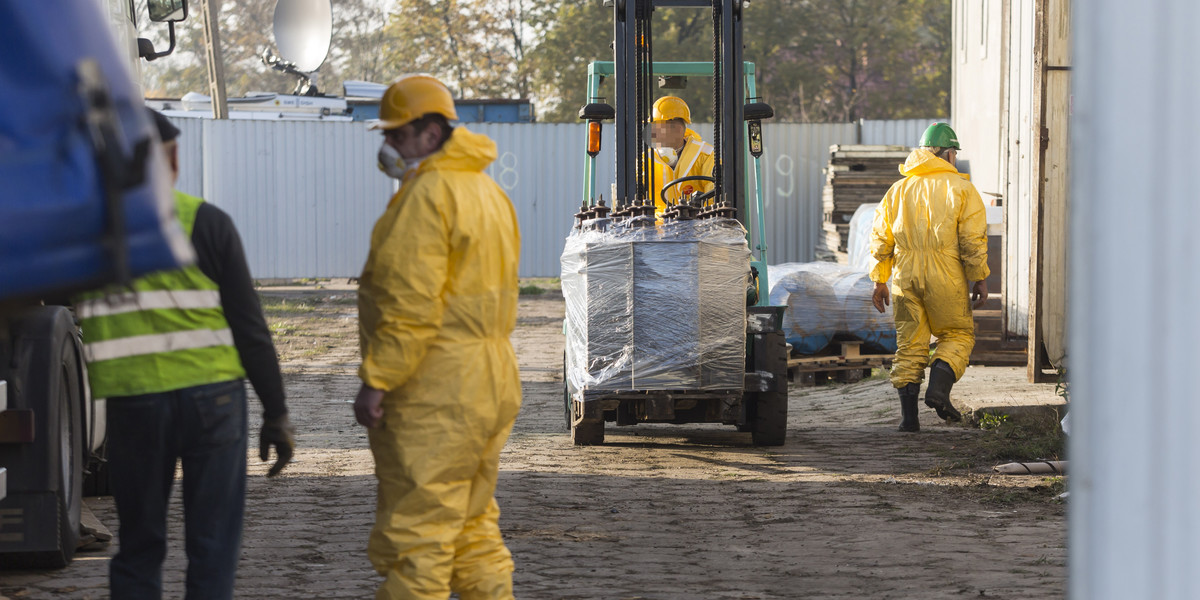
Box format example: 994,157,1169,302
919,122,960,150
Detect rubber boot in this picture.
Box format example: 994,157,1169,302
924,359,963,422
897,383,920,432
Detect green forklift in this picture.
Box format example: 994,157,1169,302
562,0,789,446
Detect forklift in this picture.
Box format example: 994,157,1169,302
562,0,788,446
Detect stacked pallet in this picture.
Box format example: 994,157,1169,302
820,145,909,262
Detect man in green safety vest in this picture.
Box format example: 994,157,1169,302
75,109,295,599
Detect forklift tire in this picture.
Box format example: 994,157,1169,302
750,330,788,446
750,391,787,446
0,307,84,569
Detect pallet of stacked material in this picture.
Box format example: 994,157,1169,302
821,144,911,258
822,224,848,263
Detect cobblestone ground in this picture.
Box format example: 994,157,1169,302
0,291,1066,599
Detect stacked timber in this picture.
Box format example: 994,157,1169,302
820,145,909,262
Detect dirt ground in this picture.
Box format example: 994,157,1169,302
0,286,1066,599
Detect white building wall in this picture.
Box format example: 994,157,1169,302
952,0,1006,198
953,0,1035,337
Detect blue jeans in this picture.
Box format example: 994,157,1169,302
106,379,248,600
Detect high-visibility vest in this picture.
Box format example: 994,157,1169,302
76,191,246,399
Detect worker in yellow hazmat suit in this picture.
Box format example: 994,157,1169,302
869,122,989,432
353,74,522,599
649,96,715,216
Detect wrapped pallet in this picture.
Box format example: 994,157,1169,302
768,262,897,355
561,216,751,395
767,263,839,355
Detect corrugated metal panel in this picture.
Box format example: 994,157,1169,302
471,123,586,278
570,122,857,266
752,123,858,264
200,120,389,279
170,117,205,198
167,120,920,278
859,118,937,147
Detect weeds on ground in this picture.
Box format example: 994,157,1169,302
978,412,1010,430
978,477,1066,506
1056,364,1070,402
974,413,1064,463
518,278,562,296
260,294,356,315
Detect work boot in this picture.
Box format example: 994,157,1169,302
897,383,920,432
924,359,963,422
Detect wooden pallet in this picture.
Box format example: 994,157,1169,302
820,145,909,257
787,340,894,387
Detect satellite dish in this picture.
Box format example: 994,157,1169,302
273,0,332,73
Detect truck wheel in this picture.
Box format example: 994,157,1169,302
47,335,84,565
750,330,788,446
0,307,84,568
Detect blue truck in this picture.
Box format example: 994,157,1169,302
0,0,194,567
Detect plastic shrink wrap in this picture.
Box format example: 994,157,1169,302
847,203,879,273
767,262,897,355
561,217,751,396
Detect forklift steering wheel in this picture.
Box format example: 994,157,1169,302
661,175,717,206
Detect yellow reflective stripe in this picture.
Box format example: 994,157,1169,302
83,328,235,363
76,290,222,319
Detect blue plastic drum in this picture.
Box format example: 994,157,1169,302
833,271,898,354
768,264,838,355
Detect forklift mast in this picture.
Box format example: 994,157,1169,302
612,0,748,222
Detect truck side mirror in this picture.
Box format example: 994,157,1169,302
140,0,188,60
148,0,188,23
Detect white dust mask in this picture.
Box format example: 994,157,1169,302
655,146,679,167
377,142,410,180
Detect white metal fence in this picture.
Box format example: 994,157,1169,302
167,117,933,278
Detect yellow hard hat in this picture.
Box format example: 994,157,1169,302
370,75,458,131
652,96,691,124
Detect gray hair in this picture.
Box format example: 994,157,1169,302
921,146,955,160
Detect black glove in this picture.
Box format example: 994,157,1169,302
259,414,296,477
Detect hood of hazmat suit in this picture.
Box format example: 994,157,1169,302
358,126,523,599
869,148,989,386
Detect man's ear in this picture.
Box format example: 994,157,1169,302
420,122,445,154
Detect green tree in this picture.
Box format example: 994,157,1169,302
529,0,950,123
381,0,551,99
525,1,612,122
743,0,951,122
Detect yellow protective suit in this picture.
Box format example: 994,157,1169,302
358,126,522,600
650,129,715,216
869,148,989,388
